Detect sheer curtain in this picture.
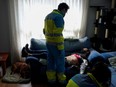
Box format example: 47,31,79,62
8,0,89,64
8,0,22,64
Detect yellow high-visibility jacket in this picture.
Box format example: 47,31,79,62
66,73,103,87
44,10,64,50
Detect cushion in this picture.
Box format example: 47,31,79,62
30,37,91,56
101,51,116,64
101,51,116,60
79,36,91,49
30,38,47,50
88,51,116,65
64,36,91,55
88,50,105,62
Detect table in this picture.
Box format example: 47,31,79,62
0,52,9,76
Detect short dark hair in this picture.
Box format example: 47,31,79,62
91,61,111,85
58,2,69,11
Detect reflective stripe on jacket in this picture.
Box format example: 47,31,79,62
46,71,66,83
44,10,64,50
66,73,102,87
46,71,56,82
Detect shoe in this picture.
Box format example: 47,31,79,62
21,47,28,57
25,44,31,53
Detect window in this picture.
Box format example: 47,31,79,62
17,0,88,47
8,0,89,63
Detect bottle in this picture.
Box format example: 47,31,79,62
80,59,88,74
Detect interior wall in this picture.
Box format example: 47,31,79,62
0,0,10,52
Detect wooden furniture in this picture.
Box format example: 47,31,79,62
0,53,9,76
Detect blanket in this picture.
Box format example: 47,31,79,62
2,67,30,83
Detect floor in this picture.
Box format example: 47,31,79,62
0,78,67,87
0,78,48,87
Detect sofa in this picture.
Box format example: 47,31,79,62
22,36,91,83
22,36,116,86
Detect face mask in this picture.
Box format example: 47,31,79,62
62,12,65,17
61,9,67,17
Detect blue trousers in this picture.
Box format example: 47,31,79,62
46,43,65,73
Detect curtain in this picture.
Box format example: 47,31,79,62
8,0,22,64
8,0,89,64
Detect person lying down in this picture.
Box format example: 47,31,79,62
65,48,90,74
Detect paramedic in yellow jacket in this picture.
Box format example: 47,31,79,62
43,2,69,85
